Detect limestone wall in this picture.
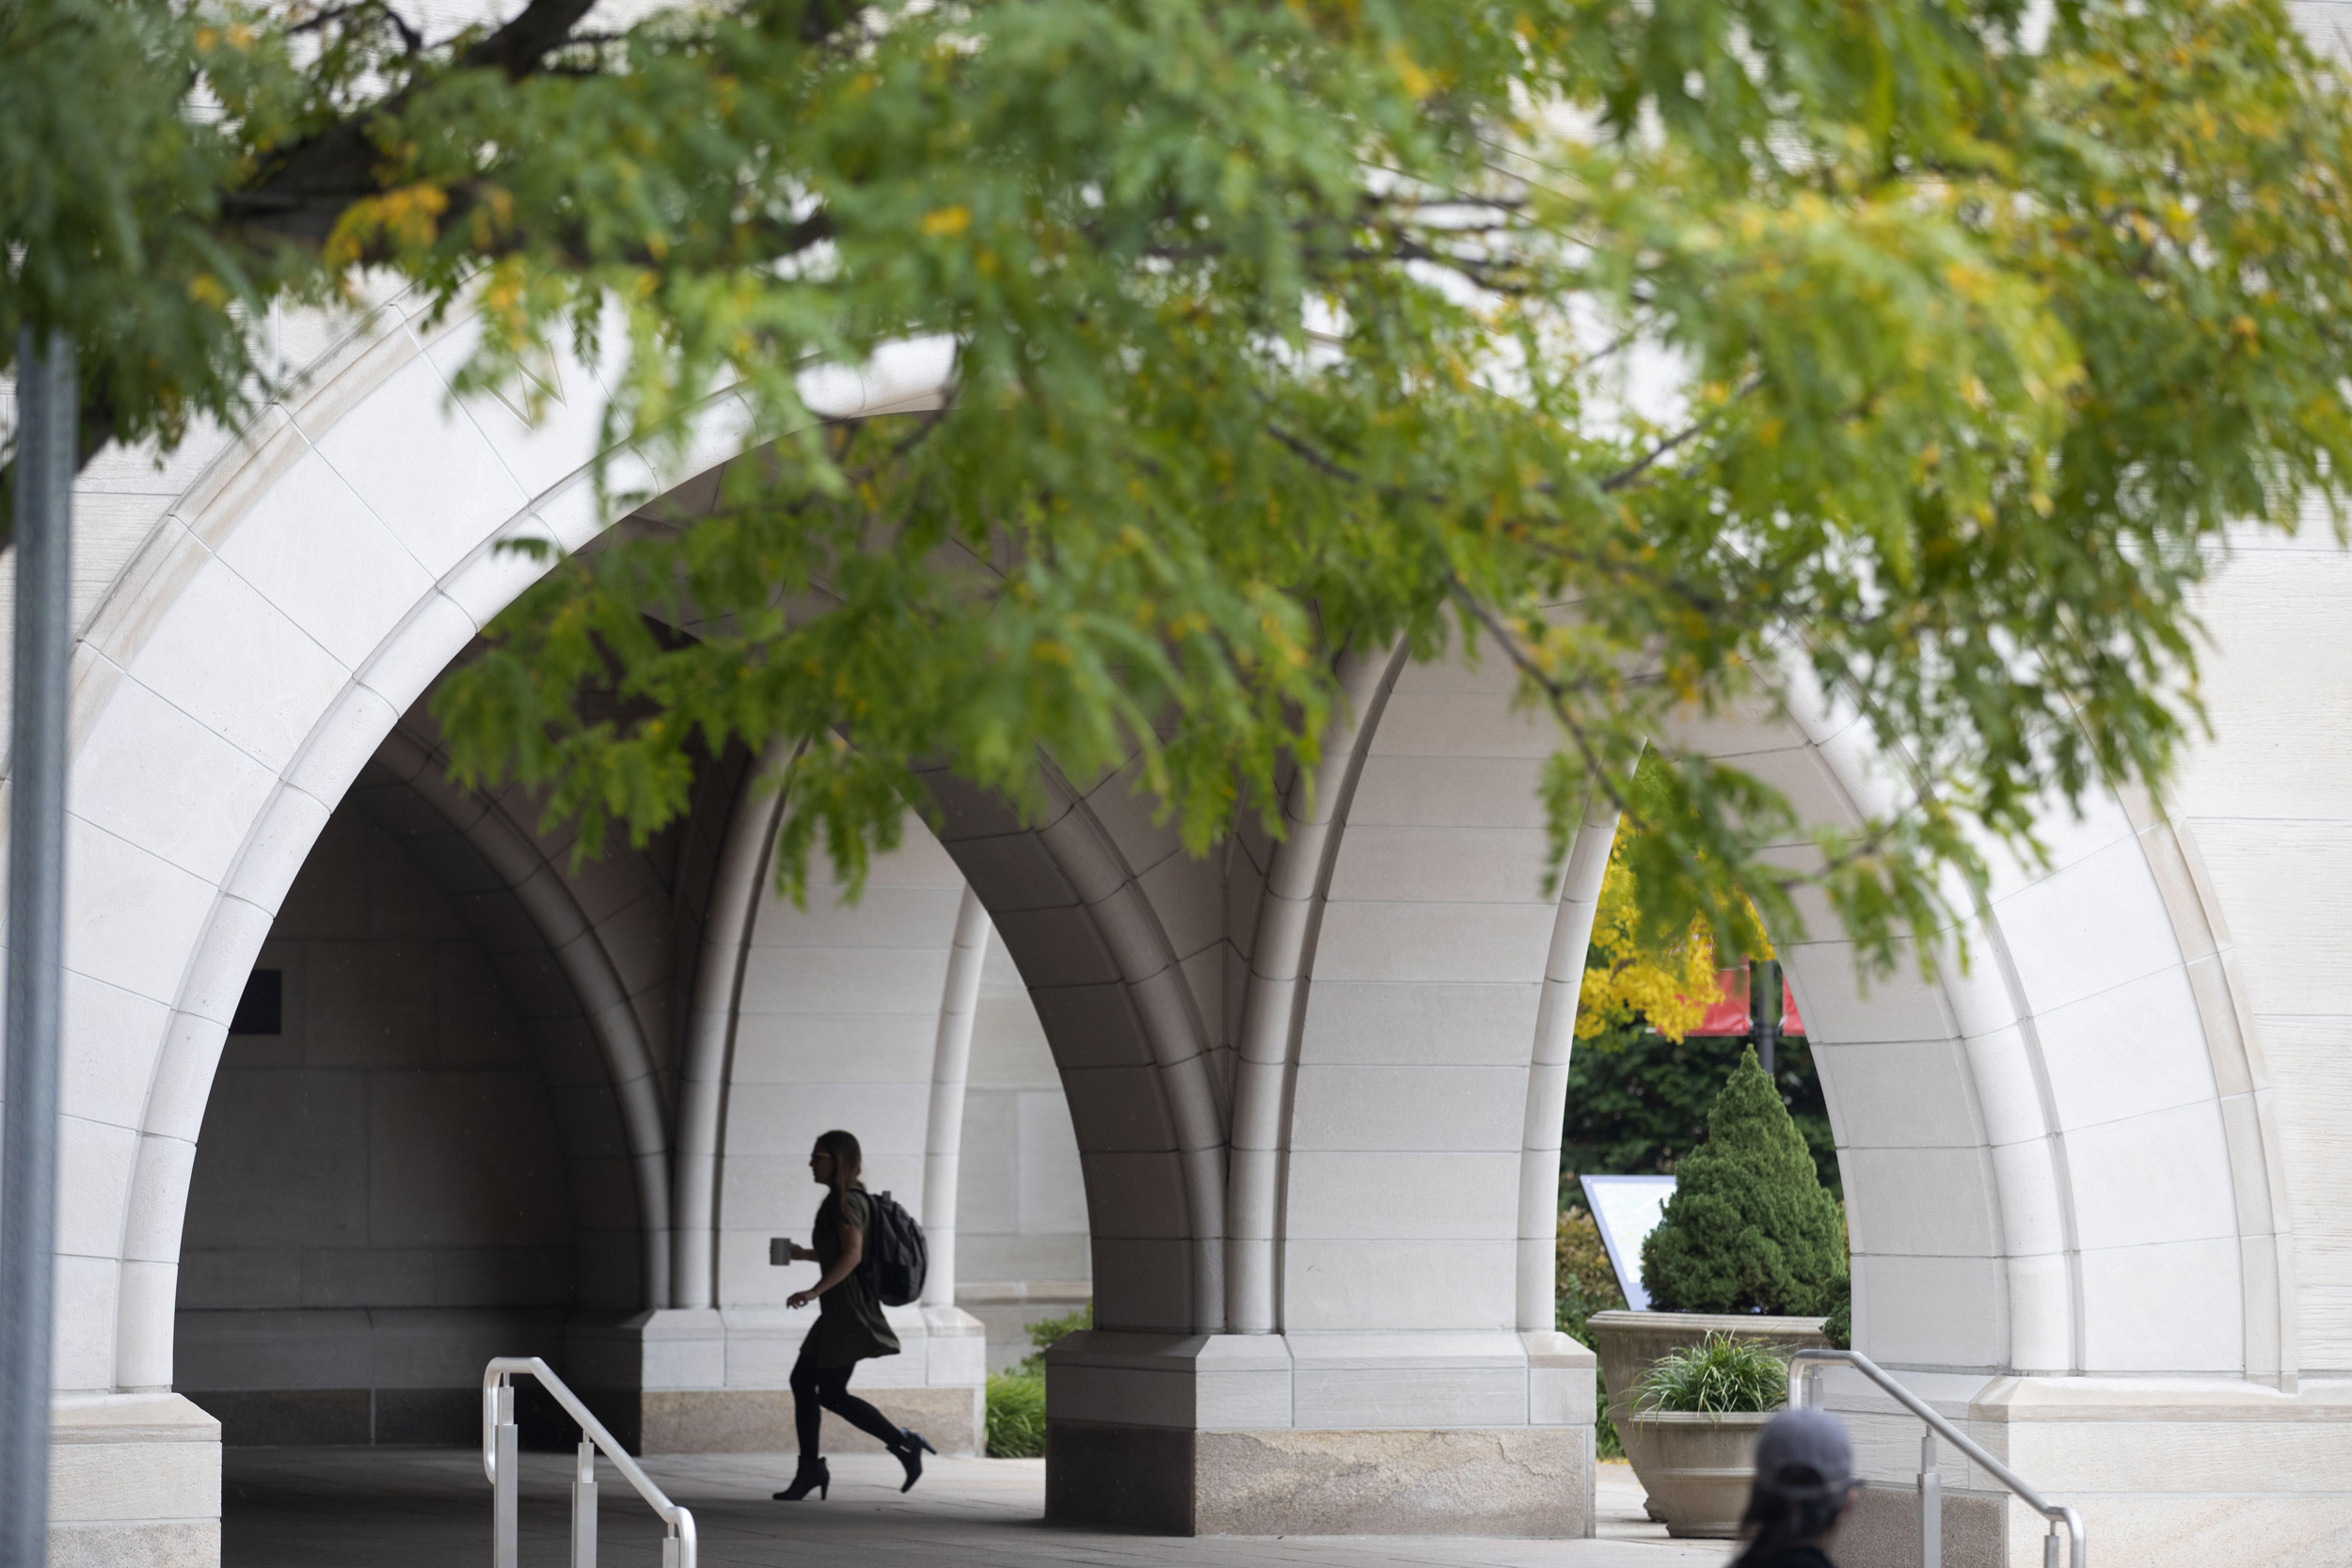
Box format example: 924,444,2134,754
2171,514,2352,1377
957,935,1089,1370
173,804,584,1445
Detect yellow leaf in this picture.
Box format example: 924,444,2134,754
1387,44,1433,99
923,206,972,238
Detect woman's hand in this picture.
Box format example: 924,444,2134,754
787,1289,817,1309
786,1242,815,1263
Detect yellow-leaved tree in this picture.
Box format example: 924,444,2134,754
1576,816,1772,1045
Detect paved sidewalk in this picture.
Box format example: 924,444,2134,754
222,1448,1729,1568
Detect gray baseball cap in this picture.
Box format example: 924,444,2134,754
1753,1407,1854,1497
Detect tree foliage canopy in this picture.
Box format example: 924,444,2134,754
8,0,2352,957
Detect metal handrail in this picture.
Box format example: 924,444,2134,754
1789,1349,2085,1568
483,1355,698,1568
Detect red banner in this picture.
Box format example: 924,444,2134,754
1690,967,1804,1037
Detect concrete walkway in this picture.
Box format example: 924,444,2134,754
222,1449,1731,1568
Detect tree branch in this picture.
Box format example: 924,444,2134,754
223,0,868,247
1442,573,1639,824
1598,373,1762,493
456,0,602,74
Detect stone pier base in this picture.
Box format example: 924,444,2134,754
1813,1368,2352,1568
49,1393,221,1568
1041,1329,1598,1536
1047,1420,1592,1535
643,1385,983,1456
628,1304,988,1456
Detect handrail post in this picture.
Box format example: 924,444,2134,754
484,1358,696,1568
493,1381,518,1568
2044,1518,2061,1568
1786,1349,2085,1568
1918,1428,1940,1568
573,1438,597,1568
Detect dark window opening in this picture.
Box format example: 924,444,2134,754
229,969,283,1036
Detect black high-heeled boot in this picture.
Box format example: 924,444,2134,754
889,1428,938,1493
772,1455,831,1501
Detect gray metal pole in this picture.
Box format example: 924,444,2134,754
494,1384,518,1568
2,327,74,1568
1919,1427,1943,1568
1749,957,1782,1081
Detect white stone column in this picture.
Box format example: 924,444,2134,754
920,887,989,1307
672,742,792,1309
631,824,989,1455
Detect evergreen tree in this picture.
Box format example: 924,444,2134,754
1565,1023,1840,1197
1642,1047,1844,1316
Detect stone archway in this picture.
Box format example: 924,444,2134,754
33,293,2345,1564
168,760,635,1447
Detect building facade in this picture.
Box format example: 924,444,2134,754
15,244,2352,1566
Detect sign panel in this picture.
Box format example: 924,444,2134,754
1578,1173,1680,1310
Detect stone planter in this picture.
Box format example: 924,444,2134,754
1584,1310,1828,1534
1619,1410,1777,1536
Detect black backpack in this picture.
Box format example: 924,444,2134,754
858,1189,929,1307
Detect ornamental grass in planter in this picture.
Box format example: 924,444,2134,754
1634,1331,1791,1417
1626,1335,1790,1538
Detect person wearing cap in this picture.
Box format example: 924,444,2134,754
1731,1406,1859,1568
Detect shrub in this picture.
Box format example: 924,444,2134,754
1558,1204,1629,1459
1633,1332,1789,1417
984,1371,1047,1457
1823,1281,1851,1350
1822,1204,1852,1348
1556,1203,1628,1344
1642,1046,1845,1315
1020,1303,1091,1371
983,1302,1093,1459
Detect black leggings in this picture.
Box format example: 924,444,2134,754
790,1352,901,1459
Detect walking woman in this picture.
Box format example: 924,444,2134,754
771,1129,937,1500
1728,1407,1858,1568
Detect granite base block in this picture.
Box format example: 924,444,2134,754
182,1389,369,1448
1197,1427,1592,1536
1839,1482,2004,1568
49,1394,223,1568
1047,1421,1195,1533
49,1520,220,1568
640,1386,981,1456
1045,1421,1593,1536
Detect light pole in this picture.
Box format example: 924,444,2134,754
1749,957,1783,1082
2,327,75,1568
